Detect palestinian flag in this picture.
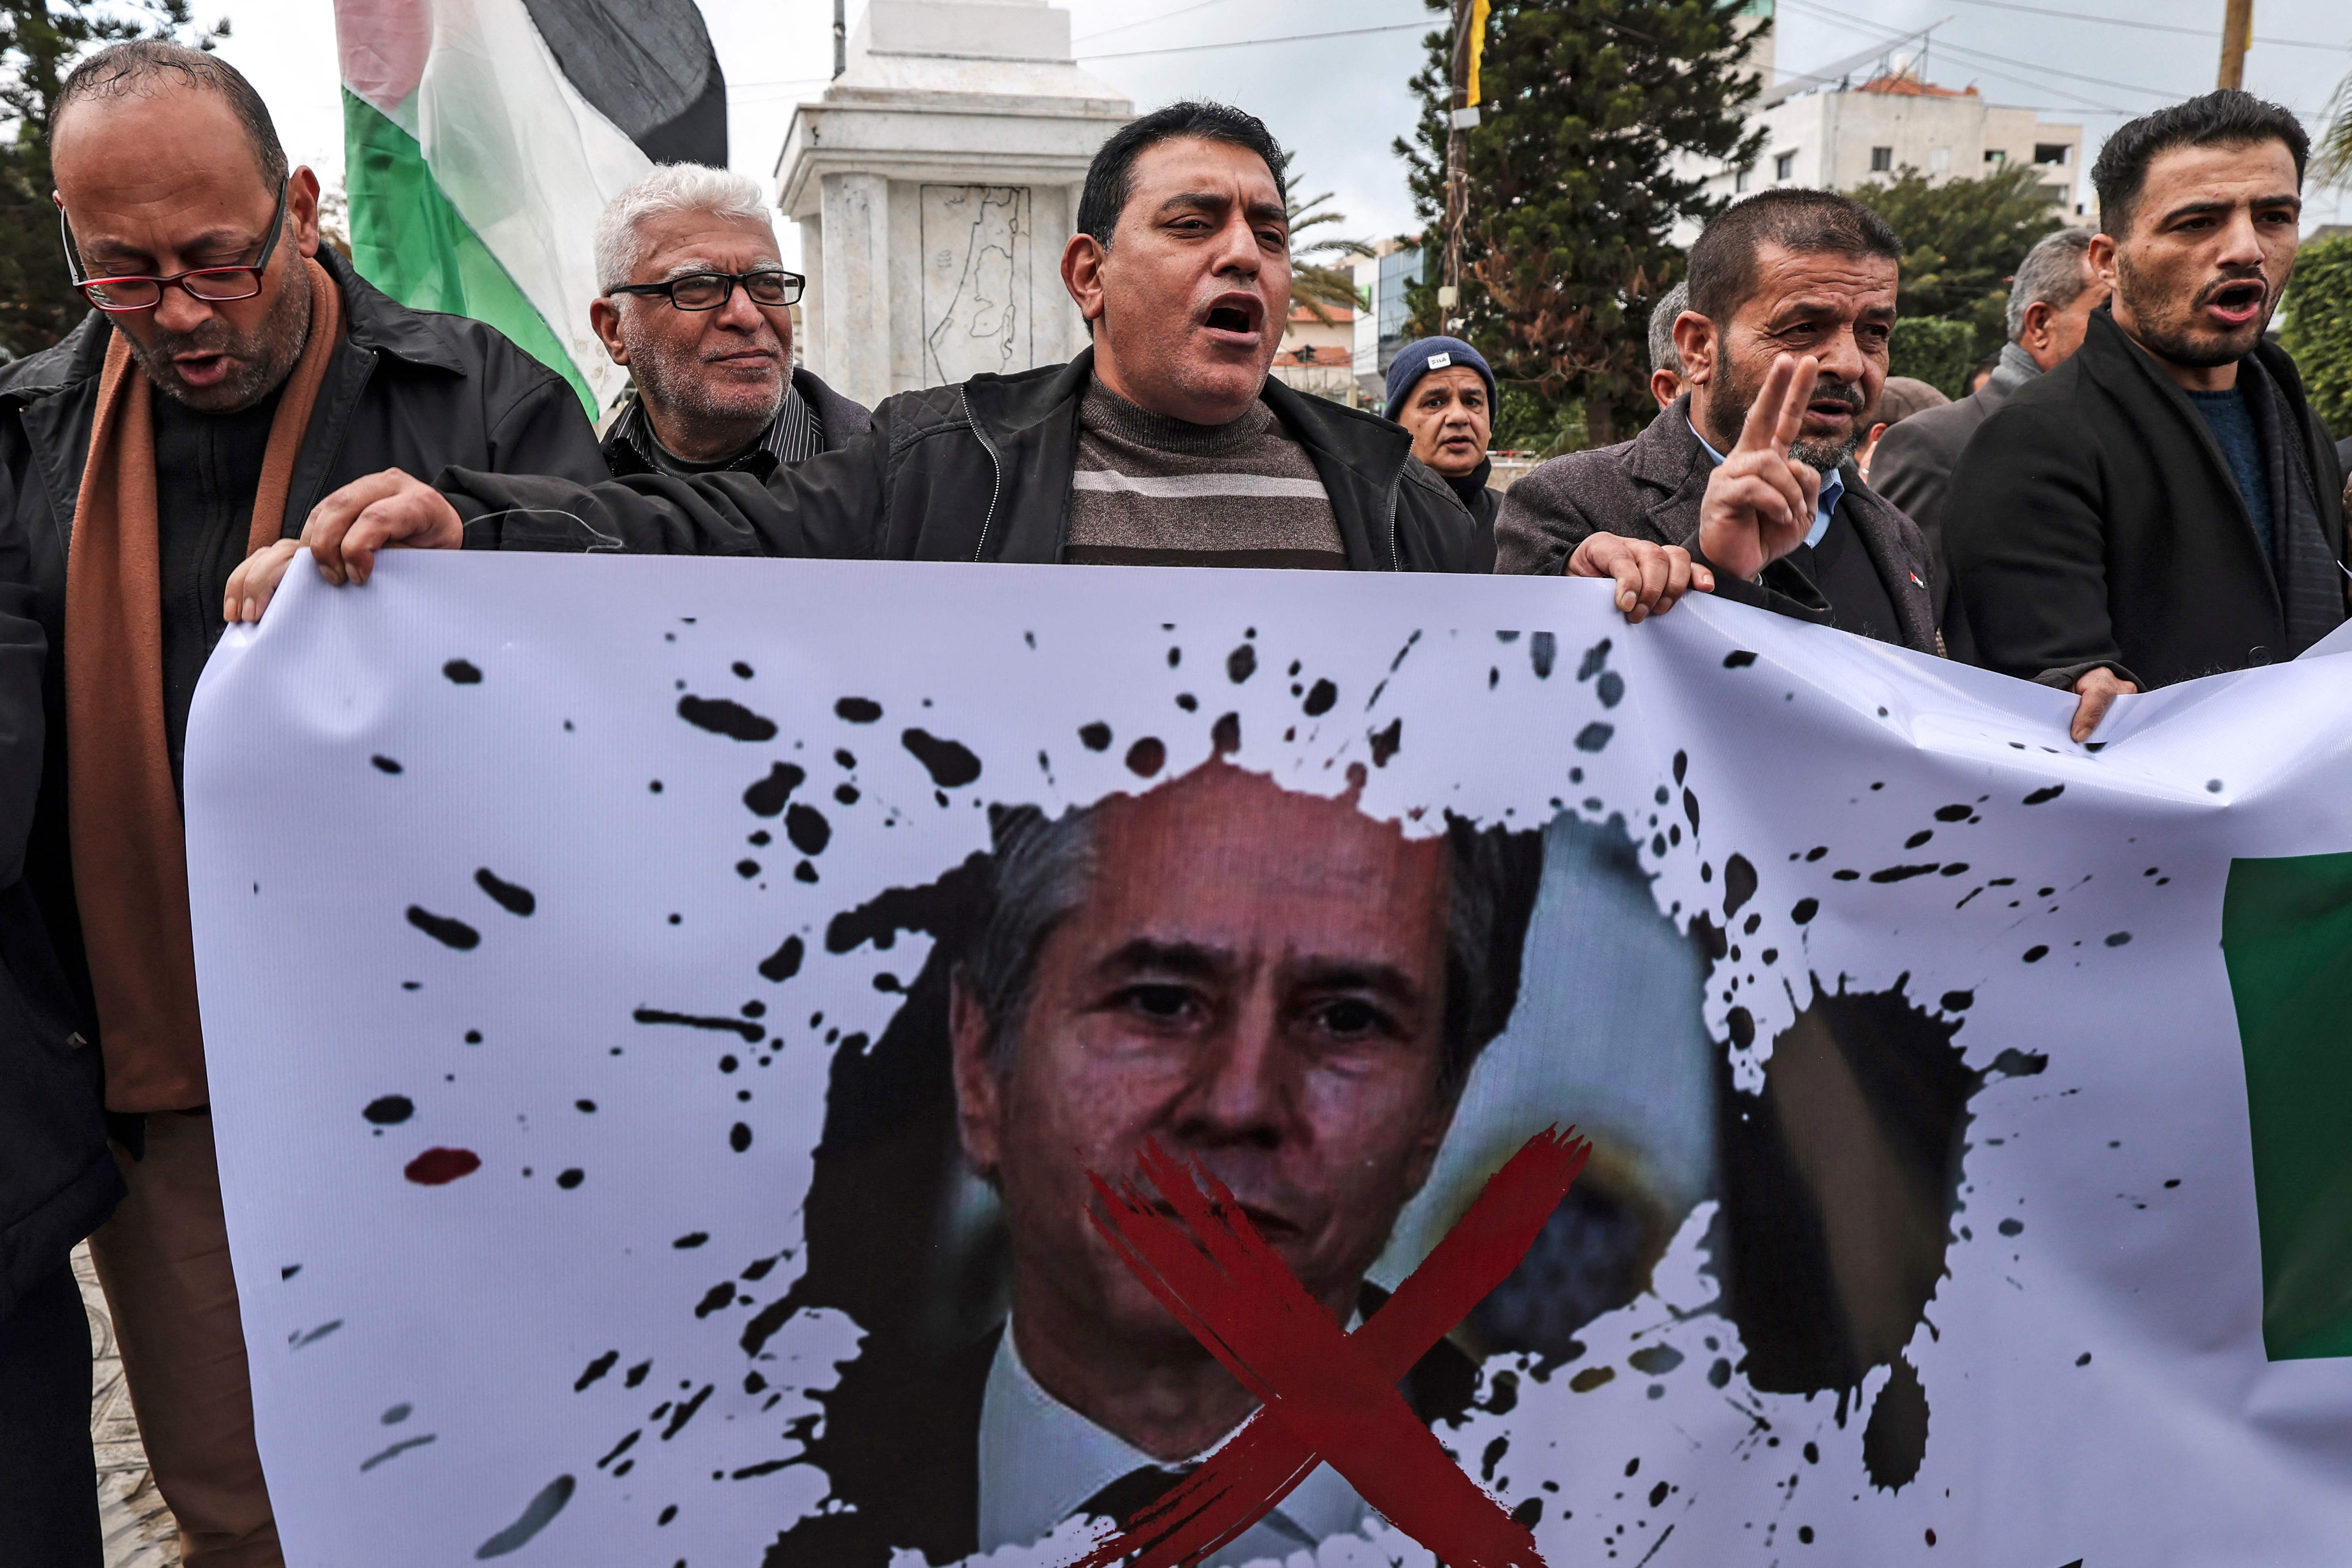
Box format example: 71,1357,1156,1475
334,0,729,416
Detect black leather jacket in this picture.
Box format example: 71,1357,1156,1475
443,349,1488,572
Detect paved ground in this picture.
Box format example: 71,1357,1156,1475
73,1242,181,1568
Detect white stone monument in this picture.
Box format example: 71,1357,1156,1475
775,0,1134,410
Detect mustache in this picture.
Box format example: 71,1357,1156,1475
143,319,244,359
2193,269,2269,309
1809,379,1866,413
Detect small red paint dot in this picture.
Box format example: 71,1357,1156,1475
404,1147,481,1185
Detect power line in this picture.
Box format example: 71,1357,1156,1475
1073,0,1242,45
1780,0,2189,107
1078,20,1428,61
1938,0,2349,51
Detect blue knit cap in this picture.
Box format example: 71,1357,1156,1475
1384,336,1496,418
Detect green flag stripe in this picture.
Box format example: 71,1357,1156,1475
2220,850,2352,1361
341,91,599,418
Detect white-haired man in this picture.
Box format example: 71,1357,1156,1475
590,164,869,477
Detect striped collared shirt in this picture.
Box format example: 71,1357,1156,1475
606,381,823,479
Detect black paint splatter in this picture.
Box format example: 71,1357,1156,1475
743,763,805,817
1721,854,1757,918
729,1123,752,1153
1869,864,1941,883
1125,737,1166,777
784,804,832,856
834,697,882,724
1227,644,1257,684
443,659,481,685
1790,897,1819,925
677,695,779,742
1573,722,1613,753
1530,632,1557,678
901,729,982,788
1078,722,1112,752
2022,784,2064,805
1723,650,1758,669
1597,671,1626,709
1303,679,1338,716
1577,639,1611,681
1211,712,1242,756
363,1095,413,1126
1369,718,1402,767
759,936,805,983
1863,1358,1930,1489
371,755,402,774
406,907,479,950
475,1474,575,1557
633,1008,765,1042
575,1351,618,1391
473,868,535,916
1934,803,1971,822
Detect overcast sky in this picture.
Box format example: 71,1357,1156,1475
214,0,2352,270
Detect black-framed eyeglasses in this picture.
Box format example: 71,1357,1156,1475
607,270,805,311
59,180,289,313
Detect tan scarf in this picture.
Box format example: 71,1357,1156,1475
66,257,345,1112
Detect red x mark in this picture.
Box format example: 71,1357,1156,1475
1067,1126,1589,1568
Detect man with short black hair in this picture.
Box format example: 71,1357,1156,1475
5,40,604,1564
1496,189,1937,651
233,102,1485,608
589,164,868,477
1872,226,2104,655
1945,91,2345,741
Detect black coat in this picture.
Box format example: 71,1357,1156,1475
1493,395,1940,654
0,245,607,1101
1867,375,2024,663
0,579,117,1319
1944,307,2350,689
1440,458,1501,571
598,364,872,476
445,349,1487,572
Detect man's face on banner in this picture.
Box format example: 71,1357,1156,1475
955,766,1458,1348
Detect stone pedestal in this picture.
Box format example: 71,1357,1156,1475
775,0,1133,409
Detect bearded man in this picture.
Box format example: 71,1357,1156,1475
0,40,603,1565
1944,90,2344,742
1493,189,1938,652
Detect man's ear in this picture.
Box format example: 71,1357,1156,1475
2018,298,2055,356
589,297,630,367
288,166,323,260
1061,231,1109,329
948,970,1006,1179
1671,311,1717,390
2085,231,2120,294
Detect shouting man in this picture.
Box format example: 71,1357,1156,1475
1945,90,2343,741
228,102,1488,611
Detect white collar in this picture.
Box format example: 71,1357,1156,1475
976,1317,1370,1565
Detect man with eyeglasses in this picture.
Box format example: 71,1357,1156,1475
590,165,868,478
0,40,603,1566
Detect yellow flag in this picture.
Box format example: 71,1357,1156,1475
1466,0,1492,108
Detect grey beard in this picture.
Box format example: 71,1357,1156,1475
129,253,311,413
1791,433,1860,474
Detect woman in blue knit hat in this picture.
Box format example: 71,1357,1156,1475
1385,336,1499,552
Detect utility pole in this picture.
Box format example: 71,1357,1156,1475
2218,0,2252,90
833,0,848,79
1440,0,1472,330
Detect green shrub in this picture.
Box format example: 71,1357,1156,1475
2281,234,2352,439
1890,317,1978,401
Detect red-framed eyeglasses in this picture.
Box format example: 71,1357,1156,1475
58,180,288,313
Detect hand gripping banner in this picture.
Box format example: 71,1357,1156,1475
184,555,2352,1566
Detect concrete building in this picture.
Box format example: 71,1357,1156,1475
1272,303,1361,406
1677,6,2088,234
773,0,1133,410
1351,240,1426,406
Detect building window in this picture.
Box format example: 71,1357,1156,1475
1985,149,2007,166
2034,142,2070,165
1734,166,1752,193
1774,151,1796,181
1928,145,1951,173
1869,145,1893,173
2037,182,2069,205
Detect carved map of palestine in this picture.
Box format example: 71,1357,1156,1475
920,184,1033,387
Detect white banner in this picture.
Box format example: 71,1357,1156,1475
186,555,2352,1567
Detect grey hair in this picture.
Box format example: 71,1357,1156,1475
2005,228,2096,342
58,41,288,195
961,795,1541,1101
1649,281,1690,376
595,163,775,293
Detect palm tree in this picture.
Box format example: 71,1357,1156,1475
1280,172,1376,326
2320,70,2352,189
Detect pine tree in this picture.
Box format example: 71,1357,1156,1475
1399,0,1766,447
1847,162,2063,362
0,0,216,360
